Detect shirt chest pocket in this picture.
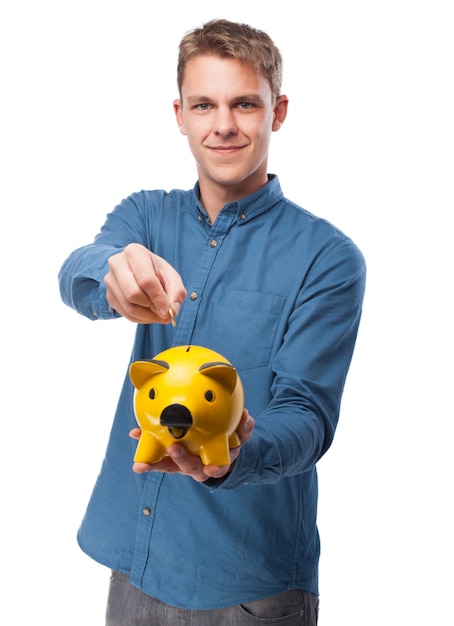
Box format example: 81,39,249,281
200,290,286,371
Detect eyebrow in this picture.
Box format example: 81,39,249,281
186,96,211,105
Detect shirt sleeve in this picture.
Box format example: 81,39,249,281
209,237,366,490
58,192,150,320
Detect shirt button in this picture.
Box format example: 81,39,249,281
190,291,198,301
240,213,246,220
142,507,151,516
299,609,305,616
209,239,217,248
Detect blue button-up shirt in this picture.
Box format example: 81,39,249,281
58,175,366,609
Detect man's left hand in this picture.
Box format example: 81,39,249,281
130,409,254,483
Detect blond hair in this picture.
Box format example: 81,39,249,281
177,19,283,103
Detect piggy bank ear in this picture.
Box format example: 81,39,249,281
129,359,169,389
199,361,237,394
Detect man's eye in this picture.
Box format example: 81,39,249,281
237,102,253,109
196,103,211,111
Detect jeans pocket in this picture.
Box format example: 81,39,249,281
109,569,125,584
237,589,305,624
238,589,318,625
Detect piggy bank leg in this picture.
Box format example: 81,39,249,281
199,433,231,467
134,431,167,464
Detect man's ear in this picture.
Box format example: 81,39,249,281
272,95,289,132
173,99,187,135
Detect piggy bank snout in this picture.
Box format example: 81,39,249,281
160,404,193,439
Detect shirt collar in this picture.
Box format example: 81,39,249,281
192,174,284,226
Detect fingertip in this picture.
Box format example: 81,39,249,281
168,444,184,459
205,465,229,479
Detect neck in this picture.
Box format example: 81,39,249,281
198,175,269,223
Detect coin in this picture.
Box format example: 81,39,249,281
169,307,177,327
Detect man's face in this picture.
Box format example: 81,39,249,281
174,55,287,200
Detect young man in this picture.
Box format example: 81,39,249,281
59,19,366,625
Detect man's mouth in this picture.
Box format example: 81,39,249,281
209,145,245,154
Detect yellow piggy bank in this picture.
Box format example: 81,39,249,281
129,345,244,466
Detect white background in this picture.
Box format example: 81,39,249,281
1,1,453,624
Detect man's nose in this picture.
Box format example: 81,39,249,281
213,107,237,136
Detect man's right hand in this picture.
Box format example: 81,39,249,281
104,243,187,324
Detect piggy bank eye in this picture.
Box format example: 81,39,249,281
205,390,215,402
149,388,157,400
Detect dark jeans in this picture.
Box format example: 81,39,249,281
106,571,319,625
